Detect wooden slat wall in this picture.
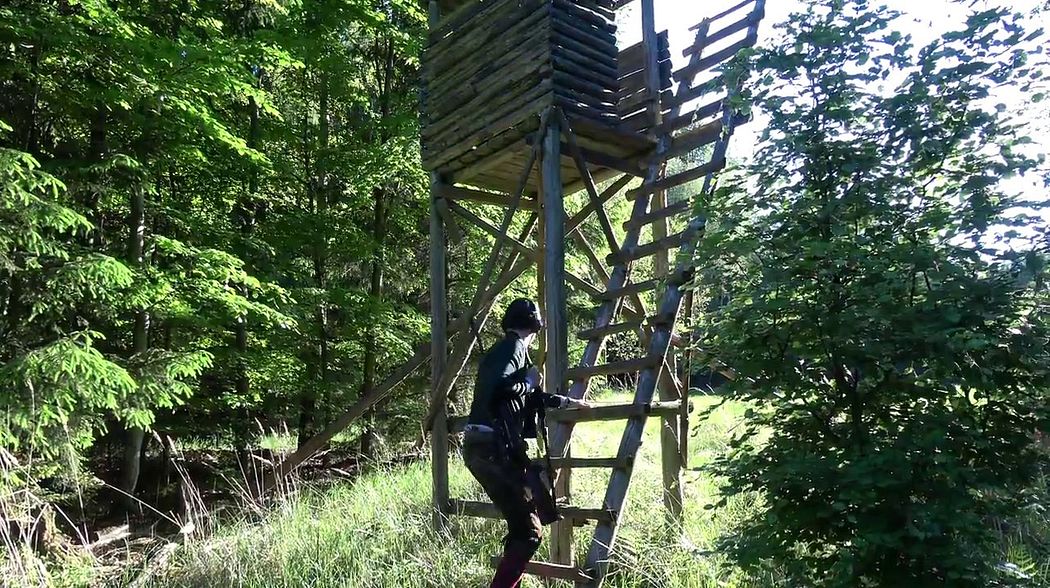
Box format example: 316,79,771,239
422,0,620,175
617,30,671,134
551,0,619,126
422,0,551,171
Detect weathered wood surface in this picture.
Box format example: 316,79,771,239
623,199,690,231
439,184,539,209
566,356,661,381
430,172,450,532
452,499,614,523
607,230,691,265
577,319,643,341
683,6,764,57
422,0,626,182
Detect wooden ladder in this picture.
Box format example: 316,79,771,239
451,2,767,585
543,2,767,585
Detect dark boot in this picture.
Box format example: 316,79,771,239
489,540,536,588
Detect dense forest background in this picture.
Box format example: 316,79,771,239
3,0,1050,586
0,0,454,506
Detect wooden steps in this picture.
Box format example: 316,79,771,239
542,455,633,469
548,400,681,422
577,319,644,340
606,230,692,265
451,499,614,522
623,199,691,231
594,277,661,301
626,157,727,200
566,356,659,381
488,557,594,583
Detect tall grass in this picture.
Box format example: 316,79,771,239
10,393,1047,587
137,394,762,588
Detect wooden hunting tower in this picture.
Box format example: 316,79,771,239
266,0,765,586
422,0,768,583
421,0,766,586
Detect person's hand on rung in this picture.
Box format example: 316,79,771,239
564,397,591,410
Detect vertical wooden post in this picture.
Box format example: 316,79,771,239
652,187,684,530
641,0,663,130
426,1,448,534
681,289,695,470
430,173,450,534
542,116,566,398
542,115,572,565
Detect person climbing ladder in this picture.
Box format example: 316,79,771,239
462,298,590,588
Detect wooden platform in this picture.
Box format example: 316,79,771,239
421,0,666,195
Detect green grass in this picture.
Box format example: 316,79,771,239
134,393,765,588
10,391,1048,587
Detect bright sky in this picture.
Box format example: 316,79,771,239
619,0,1050,243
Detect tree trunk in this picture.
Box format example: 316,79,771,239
233,93,260,464
359,38,395,457
298,72,331,446
120,182,149,514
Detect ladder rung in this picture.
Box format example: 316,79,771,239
606,231,691,265
566,356,660,381
577,319,644,340
623,200,691,231
540,456,633,469
627,157,727,200
452,499,612,522
488,558,594,582
656,97,724,135
548,400,682,422
665,119,725,160
674,32,759,83
595,278,661,301
682,7,763,57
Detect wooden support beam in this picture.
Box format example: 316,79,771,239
265,342,430,490
424,109,551,430
641,0,663,132
652,182,684,532
430,170,451,533
566,357,661,382
434,196,464,245
447,200,541,262
428,14,448,526
542,115,568,397
547,400,681,422
623,199,690,231
557,109,622,259
488,558,594,583
438,184,539,210
627,157,727,200
451,499,614,523
566,174,633,235
552,445,573,564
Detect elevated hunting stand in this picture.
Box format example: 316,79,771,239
422,0,765,585
269,0,764,585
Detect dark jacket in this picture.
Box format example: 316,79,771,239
467,332,566,436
